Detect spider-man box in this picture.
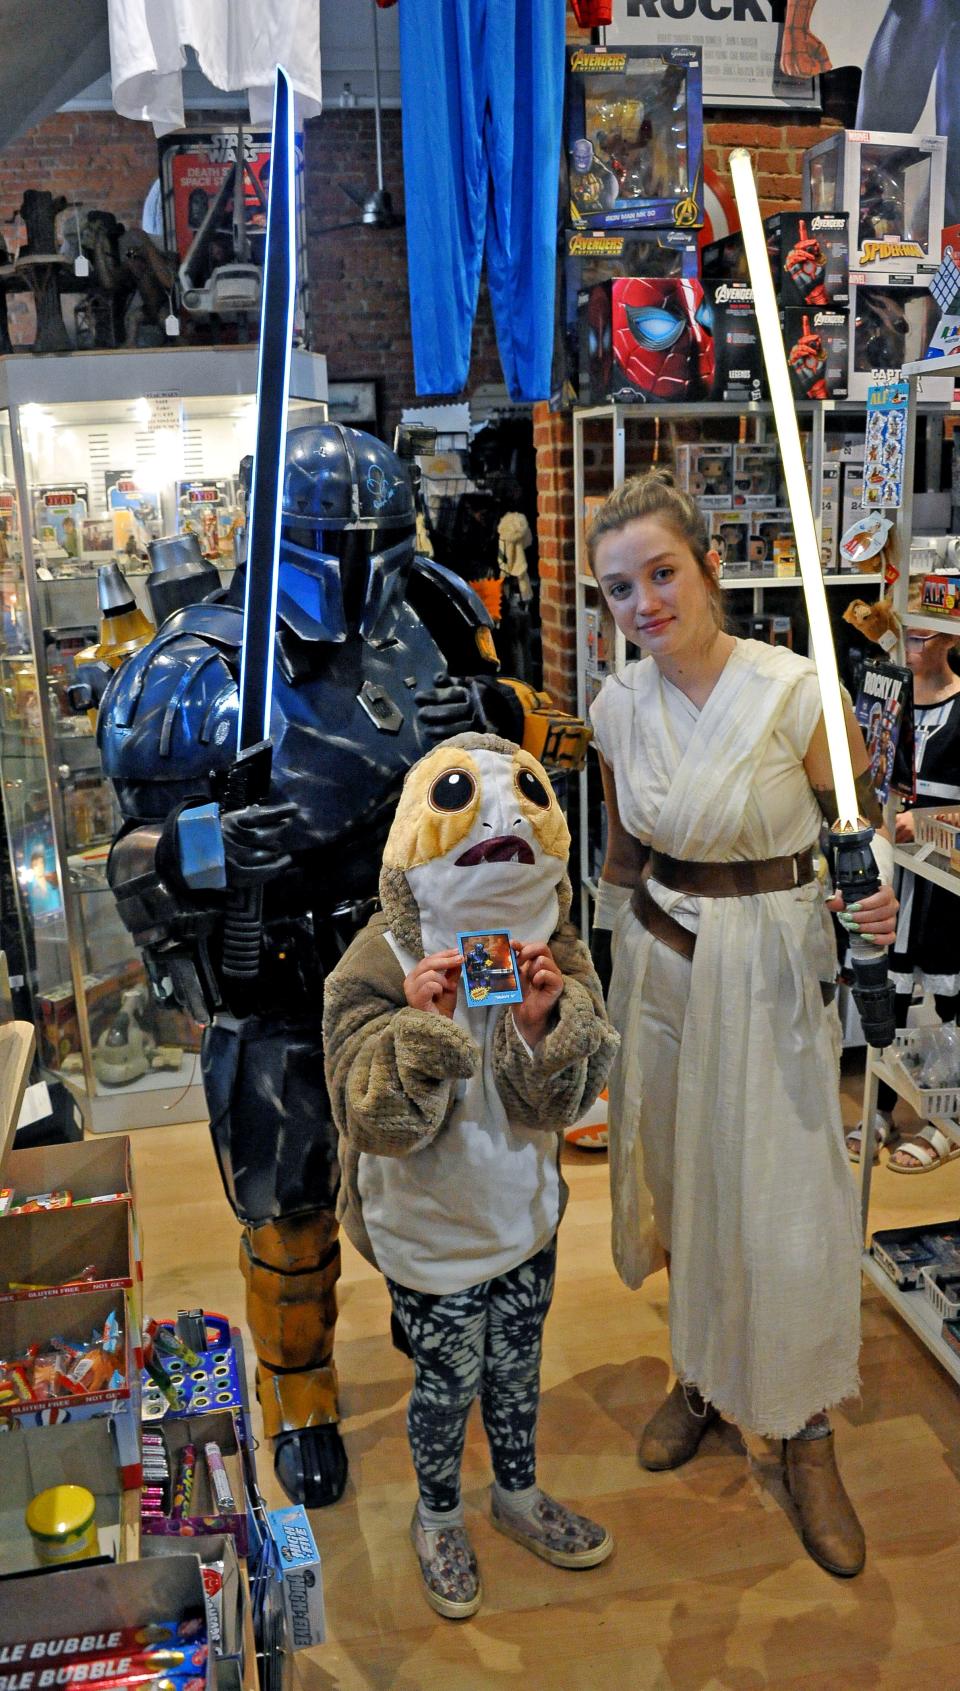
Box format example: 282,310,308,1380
578,277,714,404
566,45,704,232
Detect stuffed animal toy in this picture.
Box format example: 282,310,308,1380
842,596,901,652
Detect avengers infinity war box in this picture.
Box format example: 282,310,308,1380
703,213,849,308
557,229,698,404
566,45,703,231
579,277,714,404
781,308,850,400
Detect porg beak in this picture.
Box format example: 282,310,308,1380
455,834,535,866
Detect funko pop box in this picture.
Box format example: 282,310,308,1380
803,130,945,279
703,213,849,308
566,44,704,232
579,277,714,405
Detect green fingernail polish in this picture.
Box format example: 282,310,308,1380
848,903,861,913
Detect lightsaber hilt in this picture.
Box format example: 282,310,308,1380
216,740,273,989
829,821,896,1050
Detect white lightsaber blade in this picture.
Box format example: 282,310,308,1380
729,147,859,829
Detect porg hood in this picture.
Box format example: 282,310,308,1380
380,732,572,959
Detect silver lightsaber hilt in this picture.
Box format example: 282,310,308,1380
829,821,896,1051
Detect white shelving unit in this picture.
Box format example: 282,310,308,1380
572,400,884,935
858,345,960,1389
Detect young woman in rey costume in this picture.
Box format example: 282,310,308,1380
587,469,897,1579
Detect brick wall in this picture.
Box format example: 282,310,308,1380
0,96,843,711
302,108,503,441
0,103,502,440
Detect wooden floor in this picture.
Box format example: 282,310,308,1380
132,1066,960,1691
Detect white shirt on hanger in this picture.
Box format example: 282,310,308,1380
108,0,321,134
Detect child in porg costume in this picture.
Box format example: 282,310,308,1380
324,732,619,1621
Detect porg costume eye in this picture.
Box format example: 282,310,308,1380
323,732,619,1292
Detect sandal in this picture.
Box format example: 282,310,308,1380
845,1111,894,1165
887,1122,960,1175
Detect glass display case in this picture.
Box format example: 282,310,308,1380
0,346,327,1131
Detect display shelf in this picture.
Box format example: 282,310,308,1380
905,612,960,636
719,573,884,590
861,1252,960,1389
0,1020,34,1173
893,840,960,895
0,347,327,1133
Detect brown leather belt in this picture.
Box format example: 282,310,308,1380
630,850,835,1004
649,846,815,898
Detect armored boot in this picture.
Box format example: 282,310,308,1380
783,1429,865,1578
241,1209,347,1507
639,1379,719,1471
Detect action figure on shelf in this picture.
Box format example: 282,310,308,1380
855,289,909,371
96,423,588,1509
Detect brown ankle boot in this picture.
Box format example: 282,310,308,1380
639,1380,719,1471
783,1431,865,1578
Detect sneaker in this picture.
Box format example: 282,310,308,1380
490,1487,613,1569
409,1507,482,1620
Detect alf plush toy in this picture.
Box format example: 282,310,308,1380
842,596,901,653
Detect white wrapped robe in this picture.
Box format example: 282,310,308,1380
591,640,861,1438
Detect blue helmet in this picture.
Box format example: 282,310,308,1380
277,424,416,645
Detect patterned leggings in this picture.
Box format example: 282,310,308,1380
386,1239,557,1512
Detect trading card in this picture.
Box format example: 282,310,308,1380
457,930,524,1008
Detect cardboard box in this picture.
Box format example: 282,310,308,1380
0,1202,139,1329
0,1284,141,1486
140,1410,248,1555
710,511,752,576
702,281,766,403
266,1505,326,1650
819,461,842,572
848,279,952,402
0,1556,214,1691
141,1535,245,1665
566,44,704,231
803,129,945,277
842,462,866,535
2,1136,141,1275
37,961,141,1071
781,307,850,400
703,212,849,307
578,277,714,404
558,228,698,403
732,443,783,509
0,1419,134,1578
750,512,798,575
674,443,733,508
921,574,960,619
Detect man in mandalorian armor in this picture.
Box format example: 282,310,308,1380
96,422,585,1508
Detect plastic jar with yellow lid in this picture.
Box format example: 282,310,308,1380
25,1484,98,1565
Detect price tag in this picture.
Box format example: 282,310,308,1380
165,312,180,338
74,254,90,279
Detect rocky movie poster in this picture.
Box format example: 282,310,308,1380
854,657,915,806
